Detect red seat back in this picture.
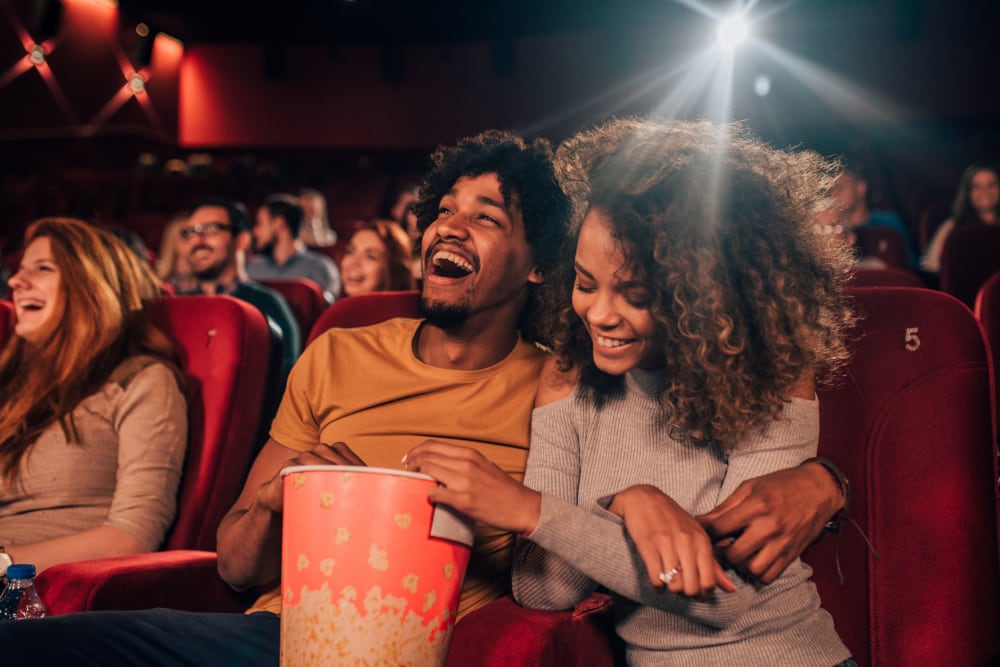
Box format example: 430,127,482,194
940,224,1000,308
151,296,273,551
259,278,328,347
0,299,12,349
807,287,1000,666
306,290,420,345
854,226,909,269
848,267,923,288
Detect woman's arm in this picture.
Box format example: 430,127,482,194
920,218,955,273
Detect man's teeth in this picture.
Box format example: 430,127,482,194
596,335,633,348
431,250,473,273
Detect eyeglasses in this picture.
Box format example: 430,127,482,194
179,222,233,240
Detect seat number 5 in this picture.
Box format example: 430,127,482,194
904,327,920,351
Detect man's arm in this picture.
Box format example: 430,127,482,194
216,439,363,591
697,459,846,584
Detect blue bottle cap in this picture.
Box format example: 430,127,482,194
5,564,36,579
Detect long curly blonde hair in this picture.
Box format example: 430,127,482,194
544,118,856,452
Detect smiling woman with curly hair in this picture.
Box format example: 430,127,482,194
503,118,857,665
546,118,856,450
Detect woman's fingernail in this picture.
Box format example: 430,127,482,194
401,454,408,464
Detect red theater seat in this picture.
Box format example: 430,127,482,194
0,299,12,348
848,267,924,288
806,287,1000,666
975,271,1000,445
36,296,275,614
259,278,328,347
854,226,909,269
306,289,421,345
939,223,1000,307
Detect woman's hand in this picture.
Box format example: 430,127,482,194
610,485,737,599
404,441,541,534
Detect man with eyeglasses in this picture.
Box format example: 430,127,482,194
178,197,301,381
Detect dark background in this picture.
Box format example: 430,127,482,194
1,0,998,247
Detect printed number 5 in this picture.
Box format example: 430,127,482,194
905,327,920,352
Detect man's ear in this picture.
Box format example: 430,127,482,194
528,267,544,285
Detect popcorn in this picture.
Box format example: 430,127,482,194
281,584,453,666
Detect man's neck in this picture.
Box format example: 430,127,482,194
414,315,521,371
272,237,299,267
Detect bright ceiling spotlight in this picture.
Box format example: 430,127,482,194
28,44,46,65
128,72,145,94
717,14,749,50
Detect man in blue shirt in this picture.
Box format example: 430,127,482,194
248,193,342,303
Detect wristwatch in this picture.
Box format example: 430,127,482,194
0,546,12,577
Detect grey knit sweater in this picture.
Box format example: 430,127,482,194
512,367,849,666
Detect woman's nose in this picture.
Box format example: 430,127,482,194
586,292,621,329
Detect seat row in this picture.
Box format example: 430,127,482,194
1,287,998,666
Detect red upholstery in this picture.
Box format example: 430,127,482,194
806,287,1000,666
36,552,250,616
36,295,275,613
447,593,622,666
854,226,909,269
939,223,1000,307
974,271,1000,448
0,299,12,349
259,278,328,347
848,267,924,288
306,290,421,345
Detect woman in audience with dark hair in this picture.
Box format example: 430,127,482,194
338,219,416,297
921,161,1000,273
0,218,187,576
407,118,855,665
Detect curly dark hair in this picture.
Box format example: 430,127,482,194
543,118,856,452
411,130,571,343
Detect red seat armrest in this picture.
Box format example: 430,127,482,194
34,551,254,616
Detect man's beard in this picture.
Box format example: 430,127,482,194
192,258,227,282
419,296,470,330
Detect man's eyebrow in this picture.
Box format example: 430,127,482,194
476,195,506,210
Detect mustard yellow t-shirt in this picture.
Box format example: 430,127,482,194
246,317,547,619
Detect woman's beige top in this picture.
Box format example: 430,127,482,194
0,356,188,550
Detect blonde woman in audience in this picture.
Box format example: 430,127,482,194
297,188,337,248
156,212,197,293
0,218,188,576
338,219,416,297
921,162,1000,273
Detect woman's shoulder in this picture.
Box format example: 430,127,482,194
534,355,580,408
108,355,181,391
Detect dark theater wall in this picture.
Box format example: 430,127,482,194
0,0,181,149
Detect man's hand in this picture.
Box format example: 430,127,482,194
696,462,844,584
609,485,737,599
255,442,366,514
404,441,540,534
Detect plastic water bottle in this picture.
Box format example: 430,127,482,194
0,564,48,620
